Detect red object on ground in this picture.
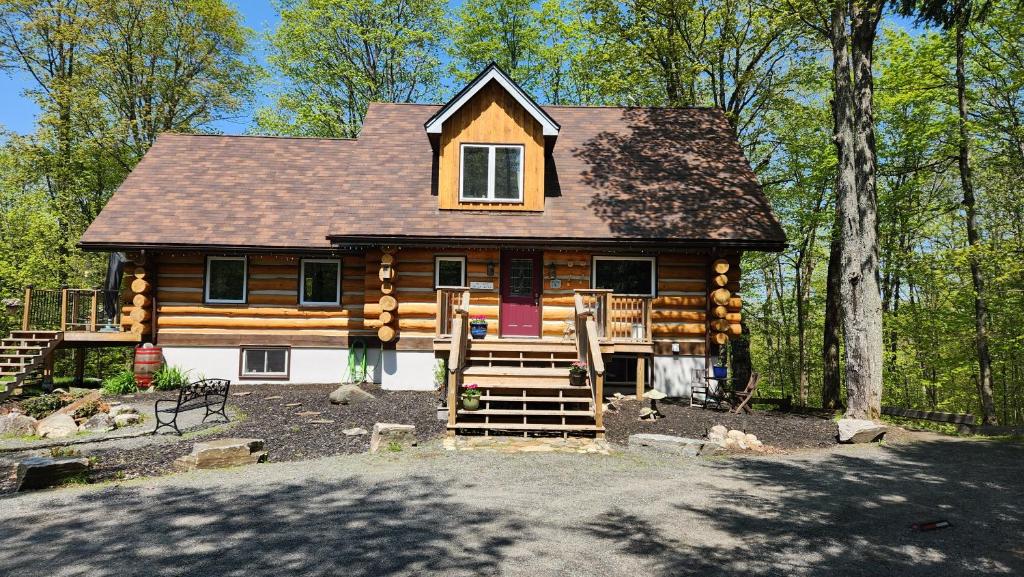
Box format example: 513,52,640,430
911,520,951,532
133,346,163,389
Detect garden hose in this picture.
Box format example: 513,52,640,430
347,338,368,384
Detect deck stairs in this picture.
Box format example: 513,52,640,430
452,340,603,437
0,330,62,399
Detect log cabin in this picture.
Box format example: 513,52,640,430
9,64,785,437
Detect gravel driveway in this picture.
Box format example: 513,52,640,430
0,435,1020,577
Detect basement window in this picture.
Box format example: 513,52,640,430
435,256,467,289
240,347,289,379
205,256,247,304
301,259,341,306
459,144,523,203
592,256,657,296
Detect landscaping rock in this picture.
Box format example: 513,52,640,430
173,438,268,471
114,413,141,428
35,413,79,439
329,385,376,405
342,427,368,436
707,424,728,442
109,405,139,417
0,412,37,436
15,457,90,491
369,423,416,453
80,413,115,433
628,433,704,457
54,390,101,416
837,419,888,443
699,440,728,456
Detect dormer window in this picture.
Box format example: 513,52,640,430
460,144,523,203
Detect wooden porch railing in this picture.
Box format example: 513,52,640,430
436,287,471,338
22,286,123,333
445,290,471,427
574,293,605,430
574,289,652,343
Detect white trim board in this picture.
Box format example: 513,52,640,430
425,65,560,137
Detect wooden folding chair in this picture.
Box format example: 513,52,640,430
729,372,761,414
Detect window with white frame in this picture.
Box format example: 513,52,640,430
592,256,657,296
300,258,341,306
460,144,524,202
205,256,247,303
435,256,467,289
241,347,289,379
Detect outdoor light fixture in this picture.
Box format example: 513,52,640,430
486,260,495,277
548,262,557,280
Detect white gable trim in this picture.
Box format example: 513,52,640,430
425,66,560,137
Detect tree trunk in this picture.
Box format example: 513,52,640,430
841,2,885,420
954,14,998,425
822,226,843,410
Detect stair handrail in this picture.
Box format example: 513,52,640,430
574,293,605,430
445,290,471,428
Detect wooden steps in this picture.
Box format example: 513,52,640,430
448,339,601,438
0,331,62,399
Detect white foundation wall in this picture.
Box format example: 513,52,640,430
652,355,708,398
159,346,433,388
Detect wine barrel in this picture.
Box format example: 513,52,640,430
133,345,163,389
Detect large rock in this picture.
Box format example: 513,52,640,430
707,425,728,443
114,413,141,428
173,438,267,471
109,405,139,417
329,385,376,405
369,423,416,453
80,413,115,433
0,412,37,436
35,413,79,439
628,433,704,457
837,418,888,444
16,457,90,491
54,390,101,416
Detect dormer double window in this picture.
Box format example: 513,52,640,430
460,144,524,203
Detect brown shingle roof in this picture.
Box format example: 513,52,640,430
81,103,785,251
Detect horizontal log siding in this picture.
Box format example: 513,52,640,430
653,254,708,353
154,253,371,342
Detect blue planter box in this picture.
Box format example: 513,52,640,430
470,324,487,339
713,366,728,379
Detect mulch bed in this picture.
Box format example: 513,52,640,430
603,398,838,450
87,383,445,483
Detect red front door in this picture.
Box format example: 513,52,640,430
500,251,542,337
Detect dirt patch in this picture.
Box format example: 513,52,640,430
603,398,839,450
87,383,445,483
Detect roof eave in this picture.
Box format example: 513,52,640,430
326,234,786,253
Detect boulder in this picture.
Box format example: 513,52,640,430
79,413,115,433
35,413,79,439
109,405,139,417
54,390,101,416
0,412,37,436
707,425,728,442
114,413,141,428
16,457,90,491
837,419,888,444
628,433,704,457
369,423,416,453
329,385,376,405
173,438,267,471
342,427,368,436
699,440,728,456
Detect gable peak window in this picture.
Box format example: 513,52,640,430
460,144,523,203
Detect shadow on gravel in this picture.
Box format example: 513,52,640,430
0,474,524,577
587,439,1024,576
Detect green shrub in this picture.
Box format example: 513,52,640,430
19,393,68,419
102,369,138,396
152,365,191,391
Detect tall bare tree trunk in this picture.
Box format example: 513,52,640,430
954,12,998,425
822,225,843,410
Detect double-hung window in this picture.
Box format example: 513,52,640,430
435,256,467,289
592,256,657,296
460,144,524,203
205,256,247,304
300,259,341,306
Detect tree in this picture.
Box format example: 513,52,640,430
259,0,446,137
896,0,998,424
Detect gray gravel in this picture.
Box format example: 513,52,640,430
0,434,1021,577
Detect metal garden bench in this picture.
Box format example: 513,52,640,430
152,378,231,435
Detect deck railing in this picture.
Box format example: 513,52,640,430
22,286,123,332
436,287,471,338
574,289,652,343
574,293,605,430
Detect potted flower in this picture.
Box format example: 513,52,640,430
469,315,488,339
461,383,481,410
712,359,728,380
569,361,588,386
